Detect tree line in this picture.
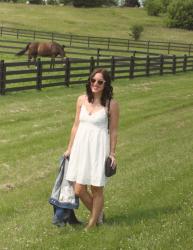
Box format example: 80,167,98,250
144,0,193,30
1,0,141,8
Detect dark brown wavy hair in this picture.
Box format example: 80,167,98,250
86,68,113,106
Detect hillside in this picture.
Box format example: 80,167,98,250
0,3,193,43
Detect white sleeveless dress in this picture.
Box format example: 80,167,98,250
66,104,110,187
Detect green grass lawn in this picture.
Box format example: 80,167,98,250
0,72,193,249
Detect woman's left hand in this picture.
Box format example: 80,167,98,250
109,154,116,169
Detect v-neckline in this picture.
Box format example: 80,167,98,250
82,104,105,116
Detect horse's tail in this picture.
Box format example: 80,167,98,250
15,43,31,56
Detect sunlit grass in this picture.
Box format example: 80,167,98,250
0,72,193,249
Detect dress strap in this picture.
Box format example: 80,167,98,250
107,99,111,133
81,95,87,107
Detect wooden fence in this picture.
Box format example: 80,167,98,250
0,38,159,60
1,26,193,55
1,54,193,95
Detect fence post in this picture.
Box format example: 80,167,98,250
133,51,136,57
0,26,3,36
183,54,187,72
33,31,36,40
147,41,150,54
160,55,164,75
65,58,70,87
146,55,150,76
96,48,100,66
89,57,95,74
0,60,6,95
17,29,19,39
128,40,130,50
107,38,110,49
70,34,72,46
51,32,54,42
36,58,42,90
168,42,171,54
111,56,115,81
188,44,192,56
172,55,176,74
129,56,135,79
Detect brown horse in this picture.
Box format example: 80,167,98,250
16,41,65,68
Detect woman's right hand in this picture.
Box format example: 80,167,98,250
63,149,70,158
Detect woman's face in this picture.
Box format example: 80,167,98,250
90,73,105,94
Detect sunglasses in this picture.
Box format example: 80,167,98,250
90,78,106,86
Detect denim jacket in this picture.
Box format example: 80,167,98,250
49,157,79,209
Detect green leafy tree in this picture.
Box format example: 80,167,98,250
130,24,144,40
145,0,162,16
73,0,101,7
167,0,193,30
59,0,72,4
72,0,116,7
60,0,116,6
124,0,140,7
160,0,170,12
105,0,117,6
28,0,42,4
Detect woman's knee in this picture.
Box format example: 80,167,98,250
91,186,103,197
74,183,87,197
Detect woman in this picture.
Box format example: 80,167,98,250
64,68,119,230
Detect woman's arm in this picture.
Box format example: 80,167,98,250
64,95,84,156
109,100,119,166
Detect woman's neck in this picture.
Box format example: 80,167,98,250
92,93,102,104
93,92,102,99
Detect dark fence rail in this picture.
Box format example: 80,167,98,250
1,54,193,95
0,26,193,55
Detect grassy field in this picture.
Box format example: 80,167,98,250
0,3,193,43
0,72,193,249
0,3,193,250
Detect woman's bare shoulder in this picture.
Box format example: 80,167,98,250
110,99,119,108
77,94,87,104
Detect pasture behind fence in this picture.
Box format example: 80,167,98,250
0,38,159,61
1,54,193,95
0,26,193,55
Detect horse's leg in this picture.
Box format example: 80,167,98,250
28,55,32,68
50,58,52,69
61,49,65,64
60,54,64,64
50,57,55,69
33,56,37,67
53,58,55,69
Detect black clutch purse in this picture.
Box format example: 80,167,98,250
105,157,117,177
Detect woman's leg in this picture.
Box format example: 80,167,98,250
74,183,93,211
86,186,104,229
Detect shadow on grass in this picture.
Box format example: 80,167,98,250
106,205,182,226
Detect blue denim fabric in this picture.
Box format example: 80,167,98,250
55,207,65,220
